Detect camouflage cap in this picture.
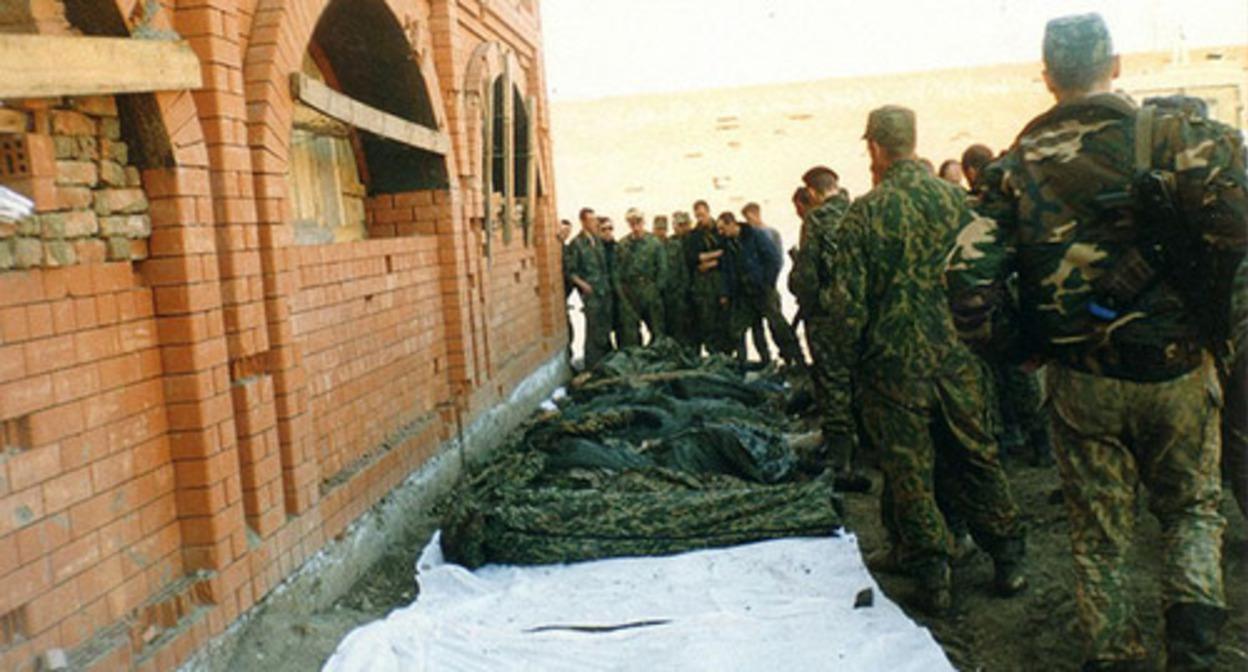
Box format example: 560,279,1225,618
1043,13,1113,74
863,105,916,151
652,215,669,230
625,207,644,222
671,211,692,226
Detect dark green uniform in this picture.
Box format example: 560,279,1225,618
616,232,667,346
662,233,694,349
684,222,731,355
946,87,1246,665
826,159,1025,575
793,193,857,469
565,230,613,369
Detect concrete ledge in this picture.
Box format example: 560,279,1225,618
181,352,570,671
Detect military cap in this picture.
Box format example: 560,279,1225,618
1043,13,1113,74
671,211,691,226
863,105,916,151
625,207,644,221
652,215,669,230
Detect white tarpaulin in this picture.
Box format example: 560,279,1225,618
323,533,955,672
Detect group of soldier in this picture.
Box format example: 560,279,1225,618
560,199,805,373
562,13,1246,672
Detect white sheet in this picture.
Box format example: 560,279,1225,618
323,533,954,672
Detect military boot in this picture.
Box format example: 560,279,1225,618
913,558,952,616
991,537,1028,597
1164,602,1227,671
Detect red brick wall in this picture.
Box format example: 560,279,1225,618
0,0,564,670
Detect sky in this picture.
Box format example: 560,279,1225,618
539,0,1248,101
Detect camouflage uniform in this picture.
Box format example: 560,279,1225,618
1227,257,1248,519
616,231,667,347
664,213,695,349
945,14,1247,667
565,230,613,369
794,193,857,470
684,221,731,355
825,136,1025,584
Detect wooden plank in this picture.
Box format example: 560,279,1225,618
502,60,514,245
291,73,449,156
0,35,202,98
0,108,27,134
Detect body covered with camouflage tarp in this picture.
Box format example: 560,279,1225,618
441,340,841,568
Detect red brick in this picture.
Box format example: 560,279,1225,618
42,467,92,513
50,298,76,333
0,556,51,615
28,400,84,447
0,271,44,308
0,343,26,383
51,362,101,404
25,303,54,339
49,530,100,583
95,293,119,325
1,306,31,342
0,373,52,420
7,444,61,491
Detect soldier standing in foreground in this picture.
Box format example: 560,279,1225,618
946,14,1246,670
827,106,1027,616
793,167,868,491
616,207,667,346
565,208,613,369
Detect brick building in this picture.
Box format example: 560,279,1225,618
0,1,564,669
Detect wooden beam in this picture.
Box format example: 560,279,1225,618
291,73,449,156
0,35,202,99
502,60,514,245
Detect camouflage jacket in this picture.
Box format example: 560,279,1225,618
616,232,667,289
790,193,851,317
946,92,1248,381
825,159,981,399
564,230,611,300
662,235,689,294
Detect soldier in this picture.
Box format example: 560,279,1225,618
616,207,667,346
827,106,1027,616
792,167,865,489
959,143,994,198
599,217,621,349
558,219,574,360
740,203,805,368
565,208,614,369
651,214,669,241
684,200,730,355
946,14,1246,670
665,211,695,349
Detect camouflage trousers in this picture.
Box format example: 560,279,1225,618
993,362,1047,449
858,363,1024,569
1045,360,1226,664
663,288,695,350
1222,351,1247,519
617,281,665,348
806,316,857,471
581,292,614,370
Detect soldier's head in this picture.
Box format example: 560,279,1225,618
672,211,692,236
792,186,814,219
598,217,615,242
652,215,669,240
741,202,762,226
863,105,917,179
801,166,840,205
625,207,646,238
578,207,598,234
557,219,572,243
693,200,712,225
717,212,740,238
938,159,963,186
1042,13,1119,99
960,144,994,187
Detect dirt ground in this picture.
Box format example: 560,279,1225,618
842,453,1248,671
227,443,1247,672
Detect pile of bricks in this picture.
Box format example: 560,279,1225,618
0,98,151,272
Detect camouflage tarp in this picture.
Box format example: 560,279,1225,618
441,340,841,568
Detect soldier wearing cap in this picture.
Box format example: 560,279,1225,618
684,200,731,355
946,13,1247,670
824,104,1027,616
664,211,696,348
615,207,667,346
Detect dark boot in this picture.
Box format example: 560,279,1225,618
990,537,1028,597
1165,602,1227,671
913,558,952,616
